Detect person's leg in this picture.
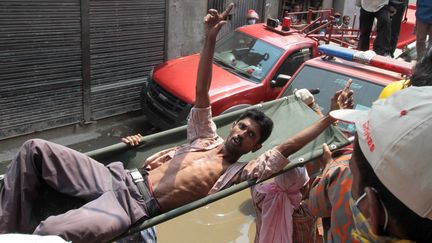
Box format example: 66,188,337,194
416,20,429,60
373,6,392,55
427,23,432,54
0,139,112,233
390,4,406,55
358,8,375,51
34,191,132,243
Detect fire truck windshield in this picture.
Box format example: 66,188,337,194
281,65,384,134
214,31,283,83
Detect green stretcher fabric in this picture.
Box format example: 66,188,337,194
85,95,350,240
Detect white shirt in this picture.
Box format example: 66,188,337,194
0,234,69,243
361,0,389,12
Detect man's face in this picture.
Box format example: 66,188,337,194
247,18,257,25
225,117,262,155
293,5,301,12
343,16,350,26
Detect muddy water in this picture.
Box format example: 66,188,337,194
157,189,257,243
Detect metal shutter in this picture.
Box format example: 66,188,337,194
89,0,166,119
0,0,83,139
0,0,166,139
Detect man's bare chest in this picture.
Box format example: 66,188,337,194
171,149,227,175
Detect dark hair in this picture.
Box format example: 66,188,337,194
352,139,432,242
411,47,432,87
292,3,301,9
236,109,273,144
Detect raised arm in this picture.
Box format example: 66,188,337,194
195,4,233,108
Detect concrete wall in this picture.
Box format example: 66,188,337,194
322,0,333,9
323,0,361,28
165,0,280,60
166,0,207,59
340,0,361,28
264,0,280,20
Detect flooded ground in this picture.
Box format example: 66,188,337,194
158,189,257,243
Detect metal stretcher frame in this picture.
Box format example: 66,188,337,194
85,95,350,241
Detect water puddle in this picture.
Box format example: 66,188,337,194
157,189,256,243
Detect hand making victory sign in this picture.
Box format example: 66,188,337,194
196,3,234,108
204,3,234,39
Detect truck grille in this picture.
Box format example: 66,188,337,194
147,81,189,113
142,80,192,128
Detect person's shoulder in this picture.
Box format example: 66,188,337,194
324,159,351,178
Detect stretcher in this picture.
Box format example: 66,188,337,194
32,95,350,241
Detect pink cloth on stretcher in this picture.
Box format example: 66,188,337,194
252,166,310,243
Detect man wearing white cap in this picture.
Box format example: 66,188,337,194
247,9,259,25
330,87,432,242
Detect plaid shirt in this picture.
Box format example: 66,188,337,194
292,202,318,243
307,153,359,243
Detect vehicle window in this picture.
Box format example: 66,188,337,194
273,48,313,79
214,31,284,83
281,65,384,133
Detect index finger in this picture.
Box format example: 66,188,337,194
221,3,234,20
343,79,352,93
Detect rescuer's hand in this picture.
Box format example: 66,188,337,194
294,88,315,106
319,143,333,169
204,3,234,39
330,79,354,111
240,159,260,181
122,134,142,146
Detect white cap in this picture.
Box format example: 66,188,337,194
330,86,432,219
247,9,259,20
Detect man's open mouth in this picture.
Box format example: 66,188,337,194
232,136,241,146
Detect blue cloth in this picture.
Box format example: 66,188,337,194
140,227,157,243
115,227,157,243
416,0,432,24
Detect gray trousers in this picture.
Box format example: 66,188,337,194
0,139,149,243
